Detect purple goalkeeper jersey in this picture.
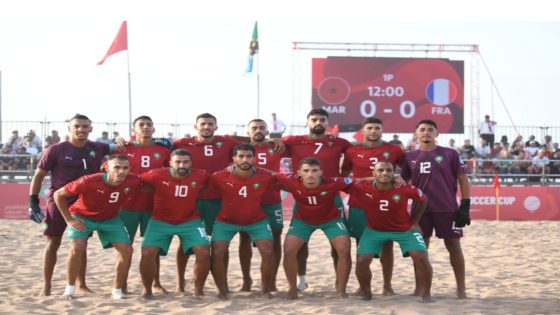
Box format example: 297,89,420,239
401,146,466,213
37,141,110,200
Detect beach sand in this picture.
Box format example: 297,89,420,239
0,219,558,315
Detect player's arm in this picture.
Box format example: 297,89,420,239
454,173,471,227
28,168,48,223
266,138,286,154
53,187,87,232
410,194,428,233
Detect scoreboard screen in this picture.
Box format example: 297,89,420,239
311,57,464,133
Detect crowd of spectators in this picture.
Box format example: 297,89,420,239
0,129,51,179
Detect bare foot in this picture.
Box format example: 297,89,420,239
41,286,51,297
261,292,274,299
153,284,168,295
217,291,228,300
77,285,94,294
271,285,278,292
176,281,185,293
382,286,395,296
240,278,253,292
411,288,421,297
362,292,373,301
336,291,348,299
193,288,205,297
141,290,153,300
457,290,467,299
286,289,298,300
352,287,364,297
422,295,435,303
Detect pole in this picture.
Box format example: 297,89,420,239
256,52,260,118
127,50,132,136
0,71,2,143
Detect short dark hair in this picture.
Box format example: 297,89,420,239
363,117,383,126
106,154,129,162
171,149,192,158
299,157,321,168
415,119,437,129
248,118,266,126
133,115,153,125
307,108,329,119
196,113,217,124
233,143,255,156
69,113,91,122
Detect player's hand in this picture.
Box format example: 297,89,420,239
28,195,45,224
270,138,286,154
113,137,127,152
154,137,172,149
225,164,234,172
67,217,87,232
454,199,471,228
392,175,406,188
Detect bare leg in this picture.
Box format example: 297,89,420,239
42,236,62,296
271,229,283,291
330,235,351,298
112,243,133,292
211,241,229,300
140,247,160,299
413,237,430,296
296,242,309,290
380,241,395,296
444,238,467,299
191,245,211,297
76,247,92,293
409,251,433,302
176,244,189,293
284,235,305,299
152,256,168,294
66,239,87,286
355,254,374,300
331,243,338,289
239,232,253,291
255,239,275,299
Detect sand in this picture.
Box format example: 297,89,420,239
0,219,558,315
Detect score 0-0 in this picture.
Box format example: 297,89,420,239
361,73,416,119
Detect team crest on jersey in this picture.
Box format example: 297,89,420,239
383,151,390,158
435,155,444,163
124,187,131,194
253,183,261,190
392,194,401,202
320,191,328,196
327,141,333,147
268,148,275,155
216,141,223,148
89,151,96,158
154,152,161,159
190,181,197,188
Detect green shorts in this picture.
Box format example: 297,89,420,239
197,199,222,235
66,215,131,249
292,193,346,220
287,218,349,242
357,228,427,257
119,209,151,240
348,207,367,239
142,219,210,256
212,219,273,243
263,203,283,230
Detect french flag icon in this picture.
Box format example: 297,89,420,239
426,79,457,106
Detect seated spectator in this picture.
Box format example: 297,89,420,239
447,138,460,153
5,130,22,154
500,135,509,146
491,142,504,158
13,146,32,172
388,134,404,149
525,135,540,147
406,134,419,151
96,131,112,144
26,129,42,152
510,135,524,156
476,139,492,158
45,130,61,148
525,141,540,158
22,137,39,156
528,150,551,181
460,139,476,160
549,150,560,175
112,131,120,143
0,146,14,177
512,151,532,181
495,147,516,176
543,135,553,149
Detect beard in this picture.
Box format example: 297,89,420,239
310,125,325,135
237,163,252,170
253,132,265,142
176,168,189,176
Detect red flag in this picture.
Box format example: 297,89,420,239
493,173,501,190
97,21,128,65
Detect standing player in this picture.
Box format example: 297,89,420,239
277,157,353,299
118,115,171,293
139,149,211,299
53,155,141,299
210,144,276,300
238,119,288,292
401,119,471,299
28,114,111,296
348,161,432,302
280,108,352,290
343,117,405,295
172,113,243,291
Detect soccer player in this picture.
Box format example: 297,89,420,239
401,119,471,299
343,117,405,295
280,108,352,291
118,115,171,293
172,113,243,291
210,144,276,300
276,157,353,299
53,155,142,299
28,114,111,296
348,161,432,302
238,119,288,292
139,149,211,299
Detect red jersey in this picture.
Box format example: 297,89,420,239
346,182,425,232
254,142,289,205
275,174,353,225
344,142,405,208
172,135,244,200
140,168,209,224
120,142,171,212
210,169,275,225
282,135,352,178
65,173,142,221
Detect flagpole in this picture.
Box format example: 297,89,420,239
127,49,132,136
256,51,260,118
